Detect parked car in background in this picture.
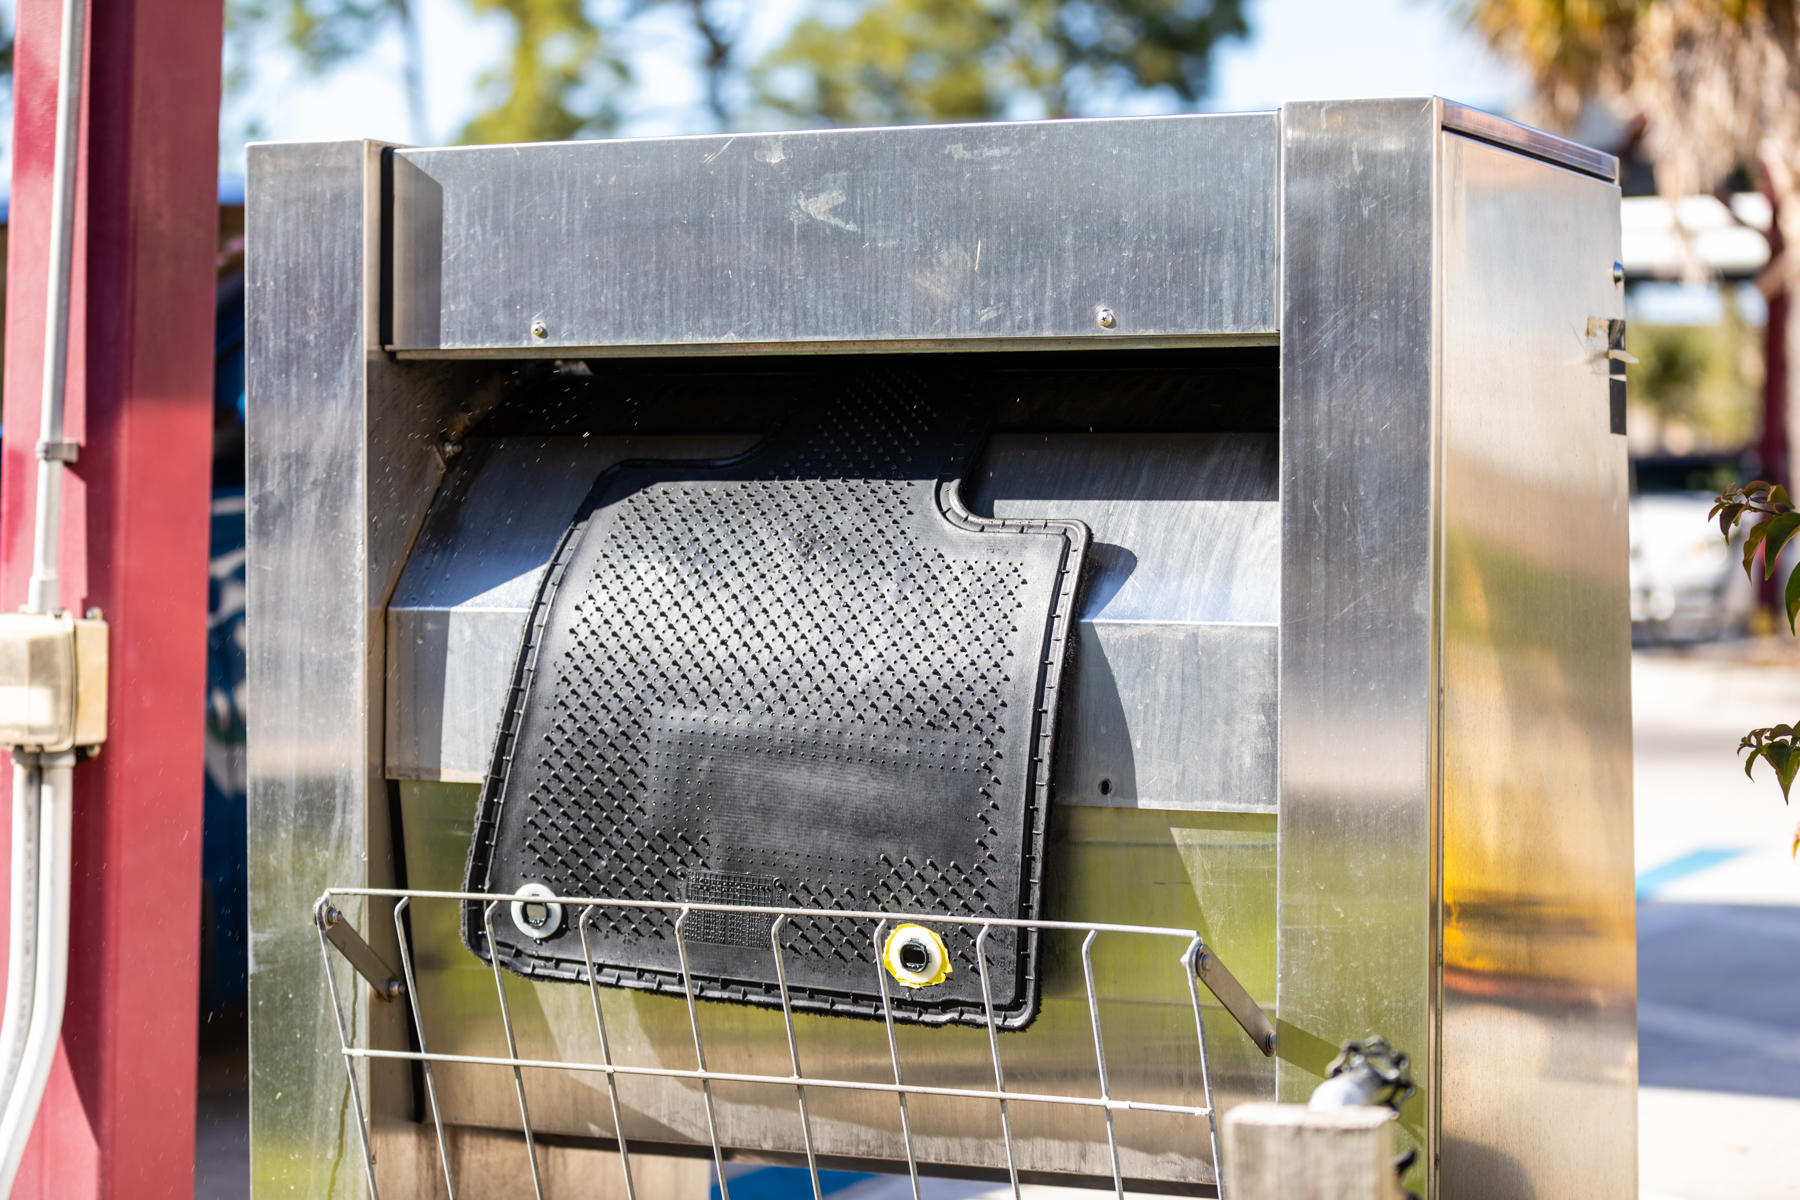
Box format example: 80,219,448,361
1630,453,1757,642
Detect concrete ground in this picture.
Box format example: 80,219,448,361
1633,642,1800,1200
196,643,1800,1197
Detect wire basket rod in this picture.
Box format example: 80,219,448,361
481,902,545,1200
1081,930,1124,1199
673,907,731,1200
769,914,823,1200
316,914,381,1200
393,897,456,1200
1183,938,1224,1190
974,924,1020,1199
872,920,922,1200
578,909,637,1200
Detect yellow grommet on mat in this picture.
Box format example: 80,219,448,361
883,923,952,988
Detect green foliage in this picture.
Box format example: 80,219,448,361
760,0,1250,126
458,0,622,144
1712,478,1800,627
1453,0,1645,122
1712,480,1800,808
1740,724,1800,802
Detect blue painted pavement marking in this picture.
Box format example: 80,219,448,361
1635,847,1747,900
712,1167,877,1199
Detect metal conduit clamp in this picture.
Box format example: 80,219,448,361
0,609,108,758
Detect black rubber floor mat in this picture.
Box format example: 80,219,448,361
462,369,1087,1027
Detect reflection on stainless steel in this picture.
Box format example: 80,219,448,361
1436,131,1636,1199
249,101,1634,1200
248,140,404,1200
387,117,1281,355
1274,99,1635,1198
1277,104,1439,1184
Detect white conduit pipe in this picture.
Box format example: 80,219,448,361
0,765,42,1108
0,0,88,1185
0,761,70,1195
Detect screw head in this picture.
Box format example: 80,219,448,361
530,318,549,340
1611,261,1625,286
1095,307,1117,330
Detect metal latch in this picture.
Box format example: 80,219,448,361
0,610,107,752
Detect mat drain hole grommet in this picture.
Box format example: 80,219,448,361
510,883,564,940
884,923,951,988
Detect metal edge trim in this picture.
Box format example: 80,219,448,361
389,109,1279,160
1426,96,1448,1200
1439,99,1618,183
388,332,1281,360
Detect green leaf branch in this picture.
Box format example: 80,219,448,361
1740,724,1800,804
1711,480,1800,631
1717,480,1800,817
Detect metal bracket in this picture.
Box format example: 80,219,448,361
314,899,404,1002
33,438,78,464
34,440,79,464
1191,941,1277,1057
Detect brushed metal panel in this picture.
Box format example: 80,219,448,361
248,140,499,1198
1436,132,1635,1199
1056,622,1275,813
387,431,1279,813
971,433,1279,626
246,140,388,1200
396,782,1276,1186
970,432,1279,812
387,115,1279,355
1276,98,1439,1192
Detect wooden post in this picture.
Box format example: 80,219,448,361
1223,1103,1398,1200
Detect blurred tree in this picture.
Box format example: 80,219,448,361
226,0,432,139
220,0,1249,145
759,0,1249,126
460,0,623,143
1459,1,1800,488
225,0,621,144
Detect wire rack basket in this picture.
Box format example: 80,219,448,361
315,887,1276,1200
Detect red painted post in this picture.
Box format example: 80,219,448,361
0,0,222,1196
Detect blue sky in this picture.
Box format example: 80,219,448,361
220,0,1526,167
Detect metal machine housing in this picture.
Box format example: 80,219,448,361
246,99,1635,1198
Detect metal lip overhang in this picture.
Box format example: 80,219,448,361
381,110,1283,355
1439,98,1619,183
369,99,1614,360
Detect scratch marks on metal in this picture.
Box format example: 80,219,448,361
947,142,1017,161
794,187,858,232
